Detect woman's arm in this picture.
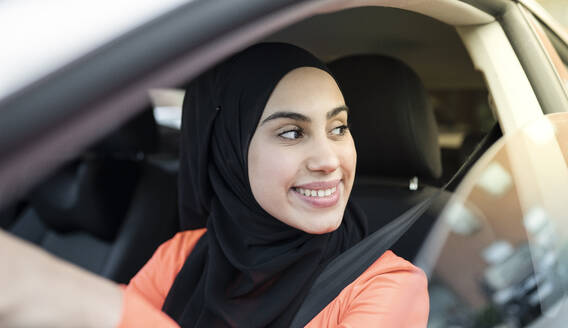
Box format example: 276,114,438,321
0,229,123,328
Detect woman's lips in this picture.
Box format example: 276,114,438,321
291,180,340,208
294,179,340,190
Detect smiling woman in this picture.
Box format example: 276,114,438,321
119,43,429,327
248,67,356,234
0,42,428,328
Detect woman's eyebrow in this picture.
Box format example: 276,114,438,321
260,112,310,125
327,105,349,119
260,105,349,126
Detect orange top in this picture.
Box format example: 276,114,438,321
118,229,429,327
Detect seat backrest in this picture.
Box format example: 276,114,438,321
7,110,179,283
329,55,447,261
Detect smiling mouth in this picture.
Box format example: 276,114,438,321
290,181,341,208
292,186,337,198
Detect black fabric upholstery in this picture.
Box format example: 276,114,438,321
44,231,112,274
329,55,445,261
7,110,179,283
10,208,48,244
10,162,178,283
0,202,22,229
101,162,179,283
30,160,139,241
89,109,159,157
27,110,159,243
329,55,442,179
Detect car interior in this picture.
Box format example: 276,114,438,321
327,53,448,262
0,110,180,284
5,2,544,327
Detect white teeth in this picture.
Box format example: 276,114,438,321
296,187,337,198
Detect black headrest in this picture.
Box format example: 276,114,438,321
329,55,442,179
89,109,158,158
29,110,157,240
30,160,139,241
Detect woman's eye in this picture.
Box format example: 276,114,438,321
331,125,349,136
279,129,304,140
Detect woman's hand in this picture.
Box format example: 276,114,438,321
0,229,123,328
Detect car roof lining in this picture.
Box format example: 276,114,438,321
316,0,494,26
264,6,487,89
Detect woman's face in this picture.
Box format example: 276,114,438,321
248,67,356,234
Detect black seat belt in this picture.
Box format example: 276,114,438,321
291,123,502,327
290,195,437,327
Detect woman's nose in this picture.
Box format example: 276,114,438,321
306,139,340,174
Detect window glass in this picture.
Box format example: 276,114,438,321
431,90,494,186
424,113,568,327
149,88,184,130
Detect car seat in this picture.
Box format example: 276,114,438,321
329,55,448,261
5,110,179,284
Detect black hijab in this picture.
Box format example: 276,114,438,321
163,43,368,327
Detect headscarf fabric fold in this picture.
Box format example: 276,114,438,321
163,43,368,327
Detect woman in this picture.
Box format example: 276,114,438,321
119,43,428,327
0,42,428,328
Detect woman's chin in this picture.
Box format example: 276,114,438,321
302,216,343,235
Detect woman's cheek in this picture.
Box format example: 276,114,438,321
257,146,300,190
341,138,357,193
271,148,301,186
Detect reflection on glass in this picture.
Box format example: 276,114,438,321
425,113,568,327
477,162,513,197
444,202,481,236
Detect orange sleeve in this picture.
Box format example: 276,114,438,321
117,228,207,328
307,251,429,328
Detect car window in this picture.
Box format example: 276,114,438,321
149,88,184,130
431,89,494,186
421,112,568,327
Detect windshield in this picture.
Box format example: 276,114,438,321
0,0,192,100
422,113,568,327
